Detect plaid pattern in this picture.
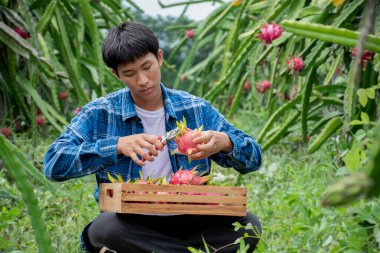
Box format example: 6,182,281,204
44,83,262,250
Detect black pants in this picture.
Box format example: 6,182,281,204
87,212,262,253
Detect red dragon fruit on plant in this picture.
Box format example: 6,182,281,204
36,115,45,126
258,22,284,44
74,107,81,116
14,27,30,40
243,80,251,92
185,30,195,39
172,117,203,157
352,48,375,61
255,80,271,94
287,56,304,72
1,128,12,138
59,91,69,101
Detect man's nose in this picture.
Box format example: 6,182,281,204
137,72,149,86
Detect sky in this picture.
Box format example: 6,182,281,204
135,0,223,21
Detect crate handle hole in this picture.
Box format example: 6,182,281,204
107,189,114,198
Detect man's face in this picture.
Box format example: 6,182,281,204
114,50,163,108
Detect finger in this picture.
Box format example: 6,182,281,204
130,152,145,166
143,134,164,151
196,141,215,152
135,147,154,162
140,141,159,156
188,151,207,160
193,132,211,144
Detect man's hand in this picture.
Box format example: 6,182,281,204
117,134,164,166
188,131,233,160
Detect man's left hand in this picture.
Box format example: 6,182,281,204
188,131,233,160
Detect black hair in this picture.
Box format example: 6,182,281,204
102,21,159,71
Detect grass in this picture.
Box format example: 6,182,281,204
1,111,379,252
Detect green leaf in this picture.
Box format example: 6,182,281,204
107,172,117,183
350,120,363,126
357,89,368,107
366,87,375,99
343,142,362,172
360,112,370,124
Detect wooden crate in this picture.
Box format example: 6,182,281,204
99,183,247,216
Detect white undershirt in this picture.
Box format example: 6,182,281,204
134,105,173,181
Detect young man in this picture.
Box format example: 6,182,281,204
44,21,262,253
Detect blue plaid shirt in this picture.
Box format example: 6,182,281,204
44,83,262,251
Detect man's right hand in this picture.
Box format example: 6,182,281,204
117,134,164,166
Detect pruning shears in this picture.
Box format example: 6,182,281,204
141,127,180,163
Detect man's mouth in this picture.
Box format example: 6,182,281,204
141,87,153,94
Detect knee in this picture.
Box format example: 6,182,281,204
88,212,121,244
245,212,262,236
242,213,262,250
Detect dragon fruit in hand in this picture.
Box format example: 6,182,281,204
172,117,203,156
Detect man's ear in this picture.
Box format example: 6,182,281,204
157,49,163,67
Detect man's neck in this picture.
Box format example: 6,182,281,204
133,94,164,111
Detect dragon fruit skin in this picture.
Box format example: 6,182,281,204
255,80,272,94
258,22,284,44
287,56,305,72
173,117,203,156
170,168,209,185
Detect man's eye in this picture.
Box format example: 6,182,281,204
125,73,134,77
144,65,151,70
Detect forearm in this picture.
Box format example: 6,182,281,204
44,136,119,181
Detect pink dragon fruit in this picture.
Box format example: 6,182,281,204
59,91,69,101
185,30,195,39
244,80,251,92
74,107,81,116
170,167,210,185
172,117,203,156
255,80,272,94
36,115,45,126
258,22,284,44
1,128,12,138
287,56,304,72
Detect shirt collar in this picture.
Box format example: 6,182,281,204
122,83,177,121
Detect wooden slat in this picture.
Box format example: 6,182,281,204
121,203,246,216
120,183,247,195
121,194,246,204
